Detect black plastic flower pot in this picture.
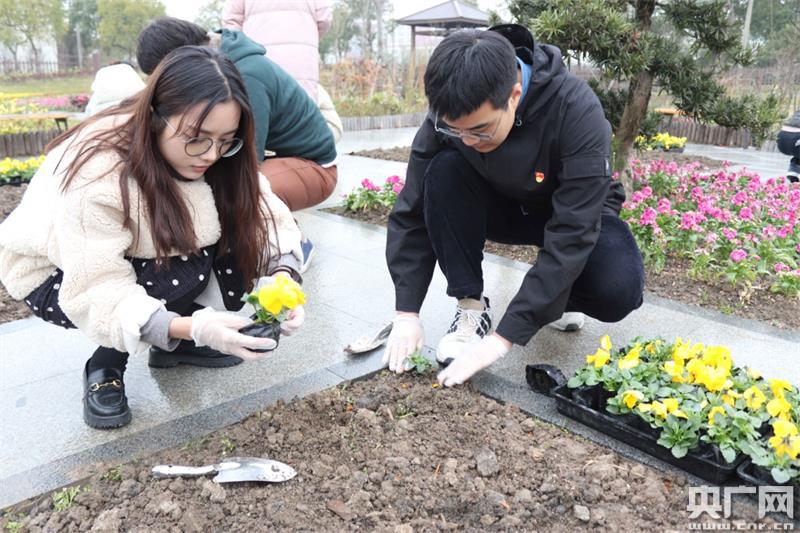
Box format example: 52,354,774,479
0,175,22,187
238,320,281,353
548,383,745,484
571,384,601,408
737,460,800,509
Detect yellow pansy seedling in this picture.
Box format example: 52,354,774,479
767,396,792,420
618,349,640,370
769,379,794,399
743,386,766,411
622,390,644,409
242,276,306,324
599,334,612,351
586,347,610,368
769,420,800,460
708,405,727,426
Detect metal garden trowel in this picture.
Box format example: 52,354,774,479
151,456,297,483
344,320,393,354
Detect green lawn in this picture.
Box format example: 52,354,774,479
0,75,94,96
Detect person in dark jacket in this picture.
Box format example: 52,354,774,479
382,25,644,387
776,110,800,183
136,17,338,272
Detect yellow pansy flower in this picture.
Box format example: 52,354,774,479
743,386,766,411
663,360,686,383
769,420,800,460
767,396,792,419
650,401,668,419
708,406,726,425
645,342,656,354
694,365,729,392
618,350,640,370
586,348,610,368
256,276,305,316
622,390,644,409
769,379,794,399
662,397,688,419
600,334,612,351
701,345,732,372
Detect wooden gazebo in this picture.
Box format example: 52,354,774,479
396,0,491,58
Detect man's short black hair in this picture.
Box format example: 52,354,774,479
424,29,517,120
136,17,210,75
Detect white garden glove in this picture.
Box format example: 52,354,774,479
280,305,305,336
437,334,510,387
190,307,276,360
382,313,424,373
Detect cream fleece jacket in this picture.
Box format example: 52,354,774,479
0,115,302,355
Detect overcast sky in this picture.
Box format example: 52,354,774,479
163,0,507,23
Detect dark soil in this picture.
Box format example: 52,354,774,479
338,147,800,332
0,184,32,324
348,146,725,168
0,372,772,531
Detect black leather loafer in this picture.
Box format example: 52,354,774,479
148,340,243,368
83,360,131,429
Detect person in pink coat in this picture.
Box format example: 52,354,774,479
223,0,332,104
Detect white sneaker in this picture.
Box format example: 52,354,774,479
436,297,493,365
548,312,585,332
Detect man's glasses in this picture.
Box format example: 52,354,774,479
434,112,502,143
158,113,244,158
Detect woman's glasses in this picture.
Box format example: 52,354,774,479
158,113,244,158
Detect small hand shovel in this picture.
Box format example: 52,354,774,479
344,321,393,354
151,456,297,483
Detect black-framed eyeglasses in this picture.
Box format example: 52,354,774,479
158,113,244,158
434,112,503,143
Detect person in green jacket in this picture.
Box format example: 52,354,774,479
136,17,338,271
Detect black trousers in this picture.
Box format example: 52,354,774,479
423,149,644,323
777,130,800,182
90,280,209,372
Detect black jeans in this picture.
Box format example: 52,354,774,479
777,130,800,182
423,149,644,323
89,280,209,372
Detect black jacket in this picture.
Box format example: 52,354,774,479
385,25,626,346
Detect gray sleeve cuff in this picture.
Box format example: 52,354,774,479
268,253,303,284
140,309,181,351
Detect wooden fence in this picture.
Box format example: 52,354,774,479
661,117,778,150
341,111,426,131
0,130,60,158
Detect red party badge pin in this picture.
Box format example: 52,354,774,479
535,171,545,183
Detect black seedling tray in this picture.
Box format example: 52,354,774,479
526,364,745,484
736,460,800,509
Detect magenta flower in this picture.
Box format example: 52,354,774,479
739,207,753,221
722,228,737,240
360,178,379,191
730,249,747,263
392,183,403,194
639,207,657,226
774,263,790,273
385,175,401,185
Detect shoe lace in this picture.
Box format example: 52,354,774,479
450,308,487,340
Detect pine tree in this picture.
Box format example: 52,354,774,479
506,0,784,183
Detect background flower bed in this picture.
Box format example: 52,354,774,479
623,160,800,297
0,372,773,531
0,93,88,135
332,147,800,331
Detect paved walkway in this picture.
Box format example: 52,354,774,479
1,129,798,508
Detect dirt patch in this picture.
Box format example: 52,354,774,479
327,204,800,332
0,184,32,324
0,372,772,531
348,146,725,168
